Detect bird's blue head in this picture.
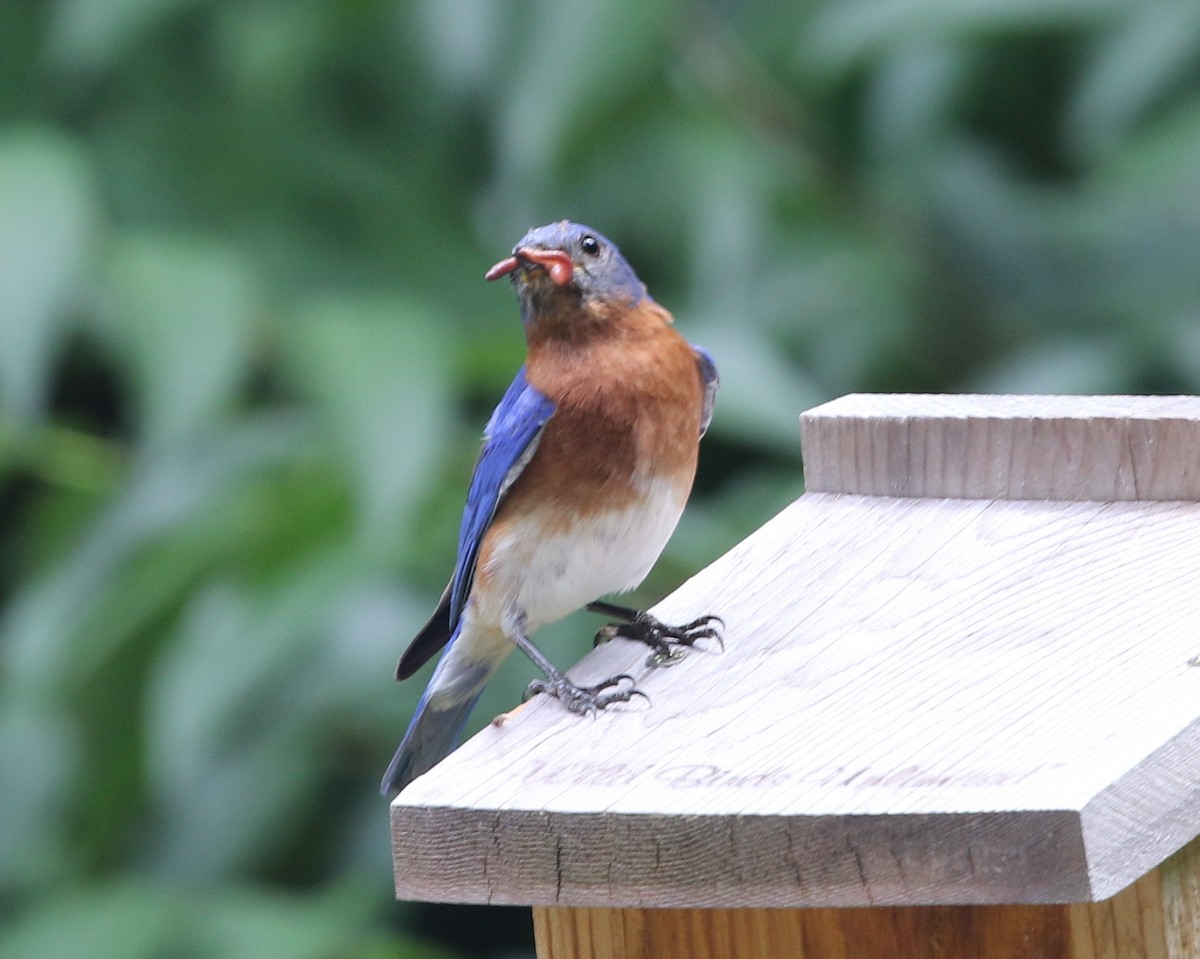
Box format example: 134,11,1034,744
485,221,649,323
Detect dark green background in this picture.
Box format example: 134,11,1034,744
2,0,1199,956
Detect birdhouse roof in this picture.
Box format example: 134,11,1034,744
390,394,1200,909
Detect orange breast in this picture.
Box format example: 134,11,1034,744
503,302,705,531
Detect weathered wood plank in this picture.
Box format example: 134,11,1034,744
801,394,1200,500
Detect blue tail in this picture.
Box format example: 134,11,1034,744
380,687,483,796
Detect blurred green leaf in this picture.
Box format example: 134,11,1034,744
1067,2,1200,160
0,698,76,891
143,559,351,877
185,884,387,959
212,3,332,105
1166,313,1200,386
803,0,1124,76
99,234,258,448
489,0,674,191
1090,100,1200,199
411,0,506,96
1,414,308,693
44,0,202,74
283,296,453,542
0,126,99,428
0,881,433,959
862,47,968,159
0,882,178,959
967,336,1130,393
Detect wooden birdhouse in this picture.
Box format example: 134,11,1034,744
390,394,1200,958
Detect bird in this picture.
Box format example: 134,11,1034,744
380,220,720,797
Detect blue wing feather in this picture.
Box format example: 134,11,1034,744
692,345,719,437
449,367,556,626
394,368,553,682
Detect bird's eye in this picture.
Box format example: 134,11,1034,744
580,234,601,257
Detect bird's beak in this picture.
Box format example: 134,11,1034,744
484,247,574,286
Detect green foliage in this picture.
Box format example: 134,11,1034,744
2,0,1199,956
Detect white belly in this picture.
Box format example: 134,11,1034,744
475,475,686,631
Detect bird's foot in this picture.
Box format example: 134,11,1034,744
523,673,648,715
595,613,725,668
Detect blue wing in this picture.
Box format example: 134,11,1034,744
692,345,719,437
394,367,554,680
450,367,556,623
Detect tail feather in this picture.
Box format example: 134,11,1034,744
385,621,512,797
396,585,454,680
380,688,484,796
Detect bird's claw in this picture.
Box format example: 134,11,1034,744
595,613,725,668
523,673,649,714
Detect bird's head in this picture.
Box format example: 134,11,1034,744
485,221,650,326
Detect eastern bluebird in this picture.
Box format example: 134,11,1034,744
381,221,720,796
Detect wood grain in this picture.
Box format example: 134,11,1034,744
534,904,1072,959
1160,830,1200,957
801,394,1200,500
390,395,1200,909
532,835,1200,958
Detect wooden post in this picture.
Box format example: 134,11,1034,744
390,394,1200,958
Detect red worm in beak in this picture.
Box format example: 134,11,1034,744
483,256,519,281
484,248,574,286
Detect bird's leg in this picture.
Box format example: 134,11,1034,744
587,600,724,668
507,613,647,715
